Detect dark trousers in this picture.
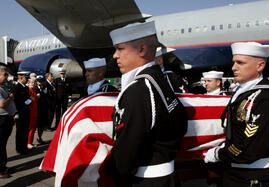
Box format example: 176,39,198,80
47,102,56,129
55,95,68,128
0,115,14,172
15,112,29,153
223,167,269,187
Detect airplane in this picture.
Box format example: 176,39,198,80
13,35,83,79
11,0,269,82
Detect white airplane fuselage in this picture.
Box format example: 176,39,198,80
153,1,269,48
13,1,269,75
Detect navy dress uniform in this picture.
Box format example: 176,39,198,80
106,21,188,187
13,71,32,154
55,70,71,126
83,58,118,96
204,42,269,187
155,47,184,93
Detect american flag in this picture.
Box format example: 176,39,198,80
40,92,230,187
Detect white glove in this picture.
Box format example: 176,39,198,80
14,114,19,119
24,99,32,105
204,147,220,163
219,141,225,148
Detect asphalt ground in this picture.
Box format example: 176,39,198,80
1,126,55,187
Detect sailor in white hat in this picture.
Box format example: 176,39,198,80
83,58,118,96
155,47,175,70
54,69,71,128
204,42,269,186
155,47,185,93
107,21,187,187
202,70,224,95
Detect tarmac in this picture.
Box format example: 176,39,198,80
1,126,55,187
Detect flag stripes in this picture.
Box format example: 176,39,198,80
40,93,230,186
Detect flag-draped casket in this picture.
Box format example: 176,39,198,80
40,92,230,187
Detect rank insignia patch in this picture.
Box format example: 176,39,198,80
228,144,242,156
244,114,260,137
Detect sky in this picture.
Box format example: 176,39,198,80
0,0,258,41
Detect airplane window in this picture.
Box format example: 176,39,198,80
246,22,250,27
181,29,184,34
265,20,269,25
255,21,259,26
219,25,223,30
211,25,215,31
228,24,232,29
203,26,207,32
195,27,200,32
187,28,191,33
173,29,179,35
237,23,241,28
167,30,172,35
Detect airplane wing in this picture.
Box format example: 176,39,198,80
16,0,151,49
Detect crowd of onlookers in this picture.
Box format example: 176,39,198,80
0,68,71,178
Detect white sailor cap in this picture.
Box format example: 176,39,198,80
202,70,224,79
155,47,175,57
83,58,106,69
17,71,30,76
110,21,156,45
231,42,269,58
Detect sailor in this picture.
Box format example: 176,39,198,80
202,70,224,95
83,58,118,95
155,47,185,93
105,21,187,187
204,42,269,186
202,71,225,186
54,70,71,127
13,71,32,154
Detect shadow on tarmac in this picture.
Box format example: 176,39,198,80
2,171,53,187
7,143,50,162
3,142,54,187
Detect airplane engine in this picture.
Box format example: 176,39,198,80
49,58,83,79
18,53,83,79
